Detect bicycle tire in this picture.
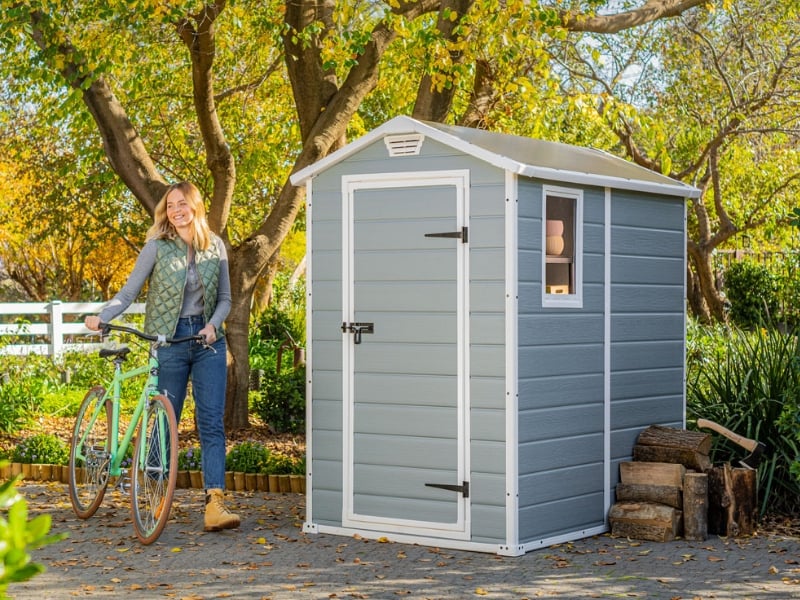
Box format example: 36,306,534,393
130,394,178,545
68,386,112,518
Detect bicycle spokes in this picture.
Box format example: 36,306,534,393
68,387,112,519
130,395,178,545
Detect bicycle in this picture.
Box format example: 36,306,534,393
68,322,208,544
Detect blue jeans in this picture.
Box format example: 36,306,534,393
156,316,228,490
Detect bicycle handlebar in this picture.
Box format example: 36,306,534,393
99,322,208,346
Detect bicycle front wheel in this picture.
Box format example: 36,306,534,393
130,394,178,544
68,386,112,518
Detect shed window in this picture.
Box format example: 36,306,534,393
542,187,582,307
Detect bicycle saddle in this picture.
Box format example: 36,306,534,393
99,346,132,359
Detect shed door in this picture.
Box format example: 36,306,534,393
341,171,470,539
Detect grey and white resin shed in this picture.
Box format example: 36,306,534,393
290,116,701,555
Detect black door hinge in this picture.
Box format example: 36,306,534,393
424,226,468,243
425,481,469,498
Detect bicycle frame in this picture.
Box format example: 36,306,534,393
103,346,162,480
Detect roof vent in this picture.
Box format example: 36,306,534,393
384,134,424,157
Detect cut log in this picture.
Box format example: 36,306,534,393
683,472,708,541
608,501,683,542
619,461,686,488
616,483,682,509
707,463,758,537
633,445,712,472
637,424,713,454
634,425,712,471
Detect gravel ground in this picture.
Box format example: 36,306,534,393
8,482,800,600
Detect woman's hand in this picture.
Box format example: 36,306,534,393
84,315,102,331
199,323,217,345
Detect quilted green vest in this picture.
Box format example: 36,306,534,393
144,237,222,337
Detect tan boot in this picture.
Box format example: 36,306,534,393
204,489,240,532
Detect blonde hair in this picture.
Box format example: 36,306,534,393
146,181,212,251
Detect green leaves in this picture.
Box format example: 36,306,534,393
0,467,67,595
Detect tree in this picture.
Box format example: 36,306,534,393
548,0,800,322
0,0,710,427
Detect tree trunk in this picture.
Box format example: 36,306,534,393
223,283,255,430
689,248,727,322
411,0,475,123
686,263,712,323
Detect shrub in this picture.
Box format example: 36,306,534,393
723,260,778,328
250,367,305,434
178,447,202,471
225,441,270,474
291,455,306,476
265,452,295,475
11,434,69,466
687,323,800,515
0,463,66,595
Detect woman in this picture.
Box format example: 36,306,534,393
85,181,239,532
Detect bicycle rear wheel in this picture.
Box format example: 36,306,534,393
68,386,112,518
130,394,178,544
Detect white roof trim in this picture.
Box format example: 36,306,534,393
290,115,700,199
521,165,700,198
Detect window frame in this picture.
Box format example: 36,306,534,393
541,185,583,309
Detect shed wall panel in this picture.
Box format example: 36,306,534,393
609,191,685,488
516,178,607,544
519,493,605,541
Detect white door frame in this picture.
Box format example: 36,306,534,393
340,170,471,539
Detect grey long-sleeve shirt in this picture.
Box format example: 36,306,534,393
98,236,232,332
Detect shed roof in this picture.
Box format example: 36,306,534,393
291,116,701,199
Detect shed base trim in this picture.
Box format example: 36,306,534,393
519,524,609,555
309,523,502,555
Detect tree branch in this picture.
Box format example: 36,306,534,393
562,0,706,34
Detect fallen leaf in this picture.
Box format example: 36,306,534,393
475,588,489,596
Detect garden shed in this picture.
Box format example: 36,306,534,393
290,116,701,555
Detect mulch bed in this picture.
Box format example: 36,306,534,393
0,414,305,460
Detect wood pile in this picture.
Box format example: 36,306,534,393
608,424,757,542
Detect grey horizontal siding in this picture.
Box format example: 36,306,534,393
611,367,684,400
518,433,604,472
516,178,606,544
518,493,605,541
609,191,685,471
519,462,603,505
471,503,507,543
612,314,684,342
518,373,604,411
312,487,344,526
471,376,505,410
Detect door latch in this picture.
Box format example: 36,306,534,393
425,481,469,498
341,322,374,344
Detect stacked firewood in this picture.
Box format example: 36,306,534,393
608,424,758,542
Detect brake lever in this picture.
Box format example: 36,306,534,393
197,335,217,354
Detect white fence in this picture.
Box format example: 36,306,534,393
0,301,145,358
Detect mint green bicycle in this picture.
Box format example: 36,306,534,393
68,323,206,544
